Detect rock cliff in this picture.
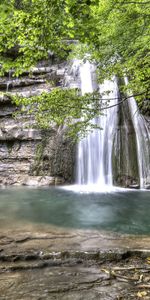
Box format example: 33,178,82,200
0,61,75,186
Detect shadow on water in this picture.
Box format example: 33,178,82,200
0,186,150,235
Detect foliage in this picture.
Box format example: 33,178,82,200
0,0,150,135
12,88,103,139
66,0,150,103
0,0,69,76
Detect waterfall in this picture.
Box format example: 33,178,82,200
125,79,150,188
76,61,118,189
129,102,150,188
65,60,150,191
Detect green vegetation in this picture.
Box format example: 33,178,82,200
0,0,150,137
12,89,102,139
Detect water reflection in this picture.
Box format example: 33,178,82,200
0,187,150,234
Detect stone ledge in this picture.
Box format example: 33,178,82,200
0,175,65,186
0,128,42,141
0,78,46,90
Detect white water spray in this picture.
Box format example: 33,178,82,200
76,61,118,190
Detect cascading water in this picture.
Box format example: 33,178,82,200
76,61,119,190
125,79,150,188
65,60,150,191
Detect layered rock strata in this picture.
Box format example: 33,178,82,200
0,62,75,186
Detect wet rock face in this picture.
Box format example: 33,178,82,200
112,99,140,188
0,62,75,186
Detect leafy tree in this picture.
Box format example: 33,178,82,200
65,0,150,102
12,88,103,139
0,0,149,136
0,0,69,75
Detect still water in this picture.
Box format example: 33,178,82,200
0,186,150,235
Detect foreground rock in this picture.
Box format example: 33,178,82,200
0,254,150,300
0,228,150,300
0,222,150,300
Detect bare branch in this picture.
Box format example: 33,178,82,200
100,92,148,110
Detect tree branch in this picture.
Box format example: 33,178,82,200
100,92,149,110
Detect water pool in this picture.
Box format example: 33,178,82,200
0,186,149,235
